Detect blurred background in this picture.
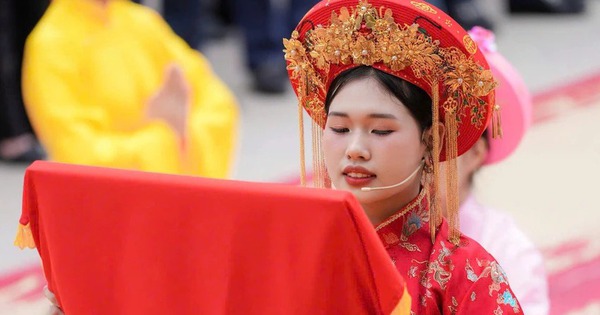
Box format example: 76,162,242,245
1,0,599,314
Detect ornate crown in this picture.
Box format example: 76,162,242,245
284,0,498,153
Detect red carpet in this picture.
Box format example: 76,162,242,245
532,71,600,124
544,237,600,314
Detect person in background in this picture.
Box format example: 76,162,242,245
22,0,239,178
443,26,549,314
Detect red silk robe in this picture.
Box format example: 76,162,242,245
376,189,523,314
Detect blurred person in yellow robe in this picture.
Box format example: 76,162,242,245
22,0,238,178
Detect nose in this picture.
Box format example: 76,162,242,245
346,132,370,161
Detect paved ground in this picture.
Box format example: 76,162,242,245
1,1,600,313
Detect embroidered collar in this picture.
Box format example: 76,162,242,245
375,188,429,231
375,188,430,248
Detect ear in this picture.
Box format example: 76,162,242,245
421,122,446,154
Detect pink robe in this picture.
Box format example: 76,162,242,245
376,189,523,314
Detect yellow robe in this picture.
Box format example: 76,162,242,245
22,0,238,178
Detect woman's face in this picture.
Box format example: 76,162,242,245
322,76,427,224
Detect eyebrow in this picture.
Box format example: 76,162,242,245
328,111,398,120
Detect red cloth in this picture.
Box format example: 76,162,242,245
20,161,407,314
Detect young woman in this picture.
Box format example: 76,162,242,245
284,0,522,313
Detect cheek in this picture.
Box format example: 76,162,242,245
373,140,403,172
374,134,424,165
322,132,345,159
322,133,347,177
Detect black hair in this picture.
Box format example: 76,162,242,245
324,66,433,132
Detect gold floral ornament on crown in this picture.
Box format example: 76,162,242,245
283,0,497,130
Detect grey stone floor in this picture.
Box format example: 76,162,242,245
2,0,600,284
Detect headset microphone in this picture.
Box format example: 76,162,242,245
361,160,424,192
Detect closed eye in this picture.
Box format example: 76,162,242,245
330,127,349,134
372,130,394,135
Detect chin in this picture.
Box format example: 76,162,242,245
349,188,384,204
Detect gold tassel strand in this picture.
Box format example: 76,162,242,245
492,102,503,139
314,115,326,188
312,120,319,187
444,110,461,245
430,83,441,243
298,102,307,186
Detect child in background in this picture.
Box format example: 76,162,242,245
451,26,549,314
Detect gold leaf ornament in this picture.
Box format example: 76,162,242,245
410,1,438,14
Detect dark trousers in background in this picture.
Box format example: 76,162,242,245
132,0,225,49
162,0,203,49
0,0,48,140
232,0,318,93
233,0,317,71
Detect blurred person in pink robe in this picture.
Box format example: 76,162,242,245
445,26,550,315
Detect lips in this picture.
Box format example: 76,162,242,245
343,165,376,187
